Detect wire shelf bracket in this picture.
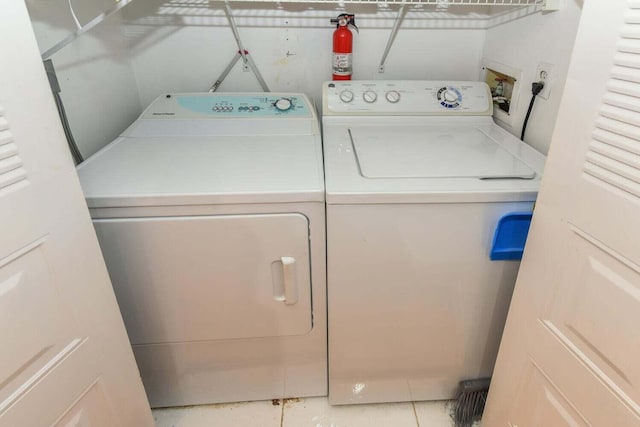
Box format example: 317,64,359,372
41,0,134,60
378,4,407,73
210,0,270,92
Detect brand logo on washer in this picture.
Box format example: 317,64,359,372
152,112,175,116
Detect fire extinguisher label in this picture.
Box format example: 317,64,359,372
333,53,352,76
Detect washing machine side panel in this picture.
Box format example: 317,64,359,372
327,202,533,405
93,213,312,344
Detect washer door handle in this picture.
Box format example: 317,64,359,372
281,256,298,305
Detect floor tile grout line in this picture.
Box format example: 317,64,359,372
412,401,421,427
280,399,285,427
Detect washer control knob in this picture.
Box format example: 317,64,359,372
274,98,293,111
437,86,462,109
339,90,354,103
385,90,401,103
443,90,458,103
363,90,378,103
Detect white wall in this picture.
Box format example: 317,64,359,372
121,1,488,107
25,1,583,158
482,1,583,154
26,0,142,159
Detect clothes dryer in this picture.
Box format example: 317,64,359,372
77,93,326,407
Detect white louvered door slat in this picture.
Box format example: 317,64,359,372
0,143,19,159
484,1,640,426
589,140,640,169
0,118,27,191
592,128,640,155
614,53,640,69
0,114,27,192
0,3,153,427
603,92,640,111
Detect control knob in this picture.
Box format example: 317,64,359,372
363,90,378,103
437,86,462,109
339,90,354,103
443,90,458,103
274,98,293,111
385,90,401,103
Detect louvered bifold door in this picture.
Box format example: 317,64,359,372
573,1,640,269
484,1,640,425
539,0,640,420
0,2,153,425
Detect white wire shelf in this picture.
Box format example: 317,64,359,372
220,0,543,5
42,0,551,60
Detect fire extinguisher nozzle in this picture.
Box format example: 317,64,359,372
330,13,357,30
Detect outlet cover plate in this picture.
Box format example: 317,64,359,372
536,62,554,100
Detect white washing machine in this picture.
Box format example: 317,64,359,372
322,80,546,405
77,93,326,407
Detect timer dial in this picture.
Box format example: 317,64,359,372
437,86,462,109
363,90,378,103
274,98,293,111
443,91,458,102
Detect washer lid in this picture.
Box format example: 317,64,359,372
77,135,324,208
350,127,536,179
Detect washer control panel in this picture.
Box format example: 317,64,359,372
142,94,312,119
323,81,492,115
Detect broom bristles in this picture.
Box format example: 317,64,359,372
451,378,491,427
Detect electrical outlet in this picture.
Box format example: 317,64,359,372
535,62,554,100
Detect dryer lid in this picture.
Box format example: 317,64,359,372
349,126,536,179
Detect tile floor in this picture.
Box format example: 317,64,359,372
153,397,455,427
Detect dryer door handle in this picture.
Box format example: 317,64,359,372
281,256,298,305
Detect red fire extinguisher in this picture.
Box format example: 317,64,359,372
331,14,358,81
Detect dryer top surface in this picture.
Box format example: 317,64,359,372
77,134,324,209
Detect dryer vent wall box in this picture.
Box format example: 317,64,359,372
76,93,327,408
322,80,545,405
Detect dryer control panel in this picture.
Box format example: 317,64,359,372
122,92,319,137
142,93,313,119
323,81,493,116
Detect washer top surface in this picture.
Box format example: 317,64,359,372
350,126,536,179
322,81,546,204
78,92,323,209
